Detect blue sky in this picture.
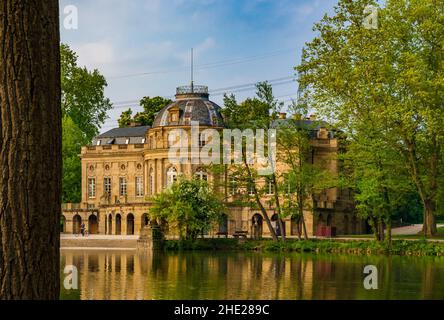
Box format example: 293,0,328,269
60,0,338,132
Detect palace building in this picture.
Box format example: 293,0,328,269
61,84,365,237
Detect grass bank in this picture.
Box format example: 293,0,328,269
164,238,444,257
344,226,444,240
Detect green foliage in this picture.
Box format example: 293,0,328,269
118,96,172,127
297,0,444,235
62,117,87,203
277,104,337,224
61,44,112,203
164,238,444,256
118,109,134,128
150,178,225,240
61,44,112,141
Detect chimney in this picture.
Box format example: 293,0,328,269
279,112,287,120
309,114,317,121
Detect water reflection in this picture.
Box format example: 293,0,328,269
60,250,444,300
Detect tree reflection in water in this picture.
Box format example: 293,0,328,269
60,250,444,300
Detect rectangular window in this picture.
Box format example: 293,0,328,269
229,177,237,196
199,133,207,148
104,177,111,196
136,176,144,197
267,178,275,195
248,181,255,196
119,177,127,196
88,178,96,198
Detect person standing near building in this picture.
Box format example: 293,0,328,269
80,223,86,237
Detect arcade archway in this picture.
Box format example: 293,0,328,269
127,214,135,235
88,215,98,235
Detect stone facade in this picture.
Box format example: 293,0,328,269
62,85,366,238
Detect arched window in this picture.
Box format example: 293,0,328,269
167,167,178,187
127,214,135,235
73,215,82,234
195,168,208,181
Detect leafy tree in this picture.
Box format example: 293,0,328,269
150,178,224,240
60,44,112,203
61,44,112,141
118,96,172,127
118,108,134,128
277,102,337,240
298,0,444,237
62,117,87,203
221,82,285,241
343,130,416,242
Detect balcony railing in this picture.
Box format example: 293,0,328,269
176,85,208,95
82,144,145,153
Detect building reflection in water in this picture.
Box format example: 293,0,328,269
61,250,444,300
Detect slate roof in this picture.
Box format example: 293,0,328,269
96,126,150,138
272,119,335,138
92,126,150,145
152,98,224,128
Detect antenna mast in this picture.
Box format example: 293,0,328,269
190,48,194,93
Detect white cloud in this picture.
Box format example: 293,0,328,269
75,41,115,68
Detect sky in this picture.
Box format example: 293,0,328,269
59,0,338,132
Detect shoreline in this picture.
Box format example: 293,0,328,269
59,235,444,257
163,238,444,257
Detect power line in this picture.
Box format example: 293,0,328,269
102,92,298,128
110,75,297,108
100,76,298,129
108,47,298,80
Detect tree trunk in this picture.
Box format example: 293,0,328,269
385,219,392,246
296,217,302,240
242,158,278,241
371,218,379,242
378,219,385,242
271,174,285,241
423,200,437,237
404,141,438,237
301,211,308,240
0,1,61,300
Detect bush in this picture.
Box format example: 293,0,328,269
164,238,444,256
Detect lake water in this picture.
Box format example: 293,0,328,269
60,250,444,300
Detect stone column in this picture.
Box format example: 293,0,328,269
160,158,165,190
66,216,73,234
154,159,158,194
122,213,128,236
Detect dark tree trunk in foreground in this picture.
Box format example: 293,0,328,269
0,1,61,299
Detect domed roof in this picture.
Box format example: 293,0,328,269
152,85,224,128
